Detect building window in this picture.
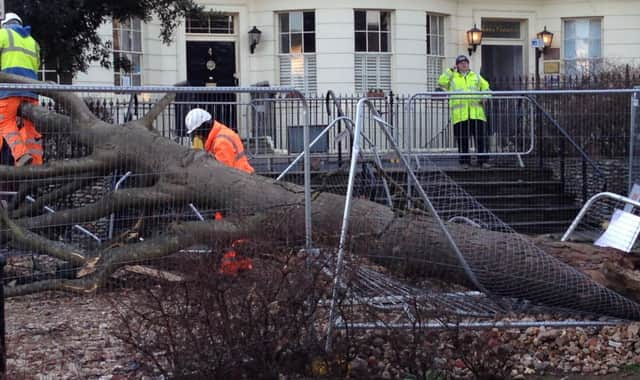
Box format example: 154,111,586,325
563,18,602,75
186,12,234,34
278,11,317,94
37,63,72,84
113,18,142,86
354,10,391,94
426,13,445,90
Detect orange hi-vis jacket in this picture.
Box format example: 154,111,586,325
204,120,254,174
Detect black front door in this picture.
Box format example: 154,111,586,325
187,41,237,87
480,45,523,90
176,41,238,135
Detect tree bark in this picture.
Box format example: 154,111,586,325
1,73,640,321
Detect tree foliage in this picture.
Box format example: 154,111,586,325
7,0,202,75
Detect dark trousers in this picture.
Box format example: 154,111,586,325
453,119,488,164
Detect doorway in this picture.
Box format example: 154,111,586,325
481,45,523,90
176,41,238,135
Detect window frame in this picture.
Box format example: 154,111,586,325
562,17,603,75
112,17,143,86
354,9,391,53
186,12,235,34
426,13,446,90
278,10,316,54
426,13,445,57
277,10,317,95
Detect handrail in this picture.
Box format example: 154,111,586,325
526,95,607,193
325,90,346,118
124,93,138,122
276,116,355,181
326,90,348,166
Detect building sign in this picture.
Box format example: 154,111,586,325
481,20,520,39
531,38,544,48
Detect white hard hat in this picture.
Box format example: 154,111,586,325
1,13,22,27
185,108,212,134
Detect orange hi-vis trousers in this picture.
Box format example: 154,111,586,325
0,97,41,165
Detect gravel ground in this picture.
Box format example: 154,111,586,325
3,238,640,379
3,290,640,379
5,293,153,380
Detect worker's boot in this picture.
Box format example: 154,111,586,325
15,154,33,167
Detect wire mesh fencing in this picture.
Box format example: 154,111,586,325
0,83,327,378
2,81,640,376
321,97,640,352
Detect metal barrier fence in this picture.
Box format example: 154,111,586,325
39,89,638,164
1,81,640,377
316,96,639,352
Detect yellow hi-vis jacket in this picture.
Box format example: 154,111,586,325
438,68,490,125
0,26,40,99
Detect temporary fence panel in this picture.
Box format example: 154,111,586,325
562,192,640,252
406,94,534,155
322,96,640,350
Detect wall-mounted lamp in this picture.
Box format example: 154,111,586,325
249,26,262,54
466,24,483,56
535,26,554,83
537,26,554,50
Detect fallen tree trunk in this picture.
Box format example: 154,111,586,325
1,73,640,320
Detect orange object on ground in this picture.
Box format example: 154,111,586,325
219,250,254,276
214,214,253,275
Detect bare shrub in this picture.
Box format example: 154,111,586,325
110,247,338,379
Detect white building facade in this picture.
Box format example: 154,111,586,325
71,0,640,94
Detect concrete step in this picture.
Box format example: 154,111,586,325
432,193,577,208
505,220,574,235
490,206,581,224
420,180,563,196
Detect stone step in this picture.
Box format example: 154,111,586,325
506,220,574,235
490,206,580,224
431,193,577,208
260,167,556,183
417,180,564,196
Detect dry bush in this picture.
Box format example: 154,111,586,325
109,246,526,379
109,247,341,379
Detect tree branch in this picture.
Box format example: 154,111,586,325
140,92,176,130
20,103,73,135
4,218,251,297
0,155,116,181
0,72,97,124
18,187,182,230
0,208,87,266
10,178,95,219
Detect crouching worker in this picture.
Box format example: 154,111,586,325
184,108,254,275
184,108,254,174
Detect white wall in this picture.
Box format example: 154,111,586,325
72,0,640,92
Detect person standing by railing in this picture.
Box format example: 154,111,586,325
438,55,491,169
0,12,43,167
